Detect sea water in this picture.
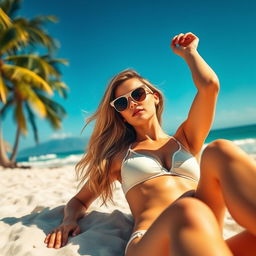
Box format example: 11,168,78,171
17,123,256,168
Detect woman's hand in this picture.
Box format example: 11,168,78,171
44,220,81,249
170,32,199,58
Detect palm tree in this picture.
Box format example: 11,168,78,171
0,0,59,103
0,1,69,167
3,54,68,163
0,55,56,168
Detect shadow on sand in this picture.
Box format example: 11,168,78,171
1,205,134,256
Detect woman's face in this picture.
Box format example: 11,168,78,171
114,78,159,126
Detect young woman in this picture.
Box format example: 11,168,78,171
44,32,256,255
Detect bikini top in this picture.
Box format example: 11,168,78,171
121,137,200,195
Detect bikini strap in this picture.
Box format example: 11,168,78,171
172,136,182,150
172,136,192,153
121,144,133,164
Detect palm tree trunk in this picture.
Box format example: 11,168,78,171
10,126,20,163
0,118,15,168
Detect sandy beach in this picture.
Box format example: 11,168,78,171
0,164,245,256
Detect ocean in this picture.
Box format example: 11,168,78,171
17,123,256,168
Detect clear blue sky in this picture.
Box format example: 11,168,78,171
3,0,256,149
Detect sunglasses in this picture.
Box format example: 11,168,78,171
110,85,153,112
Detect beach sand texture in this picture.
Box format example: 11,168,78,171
0,165,244,256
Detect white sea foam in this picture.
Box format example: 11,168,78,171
29,154,57,161
233,138,256,145
203,137,256,155
233,138,256,154
19,154,83,168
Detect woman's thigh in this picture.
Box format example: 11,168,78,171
226,231,256,255
195,172,226,228
125,193,201,256
125,207,172,256
195,142,227,227
196,139,256,233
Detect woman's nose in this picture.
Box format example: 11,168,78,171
128,97,138,109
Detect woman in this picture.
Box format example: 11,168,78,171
44,32,256,255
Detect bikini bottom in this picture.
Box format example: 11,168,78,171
125,229,147,255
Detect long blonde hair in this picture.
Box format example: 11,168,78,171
75,69,164,205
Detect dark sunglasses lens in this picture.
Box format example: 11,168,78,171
114,97,128,111
131,87,146,102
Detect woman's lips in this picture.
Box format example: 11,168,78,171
132,109,144,116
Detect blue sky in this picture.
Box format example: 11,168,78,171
3,0,256,149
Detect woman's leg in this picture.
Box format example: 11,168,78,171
126,197,232,256
226,231,256,256
195,139,256,234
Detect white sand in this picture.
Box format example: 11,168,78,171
0,165,244,256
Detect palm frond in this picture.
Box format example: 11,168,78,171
0,23,28,54
24,25,59,53
40,55,68,77
5,54,61,79
45,106,61,129
14,83,47,117
0,0,22,19
0,71,9,102
12,17,58,53
30,15,58,26
37,93,66,129
0,8,12,30
27,91,47,118
4,55,69,97
25,101,39,144
2,64,53,94
48,80,68,98
14,99,27,134
38,93,66,117
46,56,69,66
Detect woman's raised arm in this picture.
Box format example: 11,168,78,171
171,32,220,154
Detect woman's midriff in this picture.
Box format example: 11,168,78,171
126,175,197,231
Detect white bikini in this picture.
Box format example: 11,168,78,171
121,137,200,254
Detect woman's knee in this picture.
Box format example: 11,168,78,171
203,139,236,159
201,139,245,172
202,139,250,170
